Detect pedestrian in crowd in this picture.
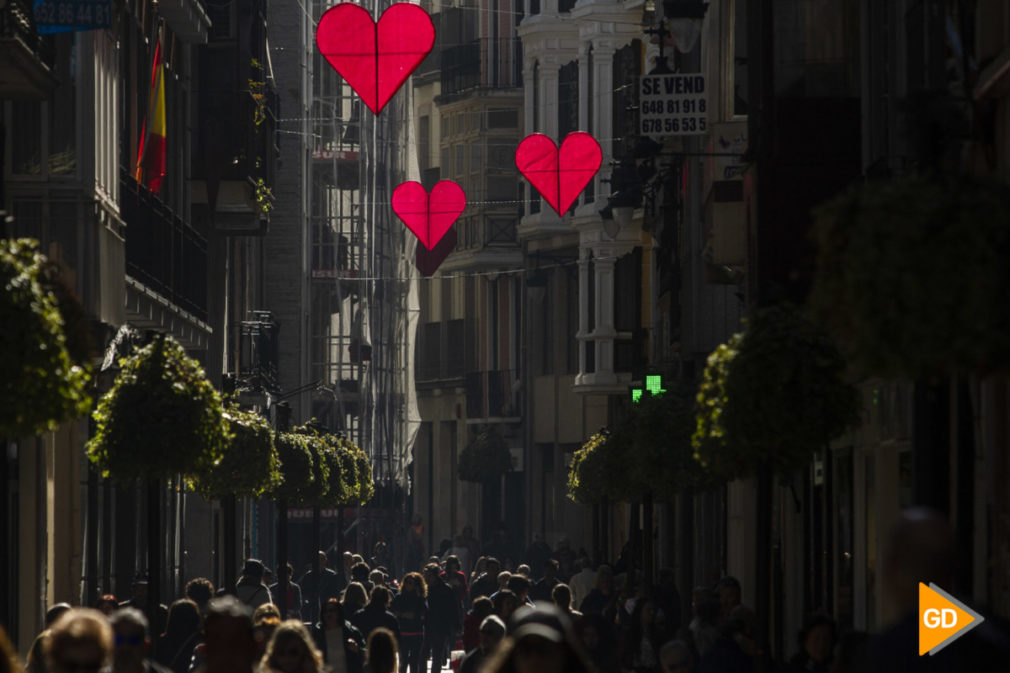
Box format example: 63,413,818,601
528,561,559,603
550,584,581,620
462,597,494,653
567,560,595,612
490,591,518,625
310,598,364,673
654,570,682,637
253,605,282,661
260,621,323,673
494,572,512,597
695,606,755,673
120,577,168,638
469,558,487,588
301,552,342,619
579,566,617,621
372,542,394,579
184,580,214,618
470,558,500,602
446,537,471,578
786,615,836,673
506,576,533,608
351,564,374,594
576,614,617,673
110,608,171,673
46,609,114,673
687,589,720,661
459,616,505,673
269,564,303,621
364,629,398,673
96,595,119,617
200,596,256,673
482,604,593,673
553,538,576,582
342,583,369,621
235,560,272,609
421,563,459,673
368,570,387,593
26,603,72,673
713,579,741,628
514,566,531,580
658,641,693,673
155,599,201,673
620,597,663,673
460,527,482,572
440,556,468,612
352,586,400,643
390,573,427,673
342,552,356,585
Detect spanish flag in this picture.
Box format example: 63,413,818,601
135,30,166,194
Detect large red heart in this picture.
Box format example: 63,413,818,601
316,3,435,115
416,227,457,276
515,132,602,215
393,180,466,250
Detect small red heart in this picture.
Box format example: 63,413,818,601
316,3,435,114
416,227,457,276
515,132,602,215
393,180,466,250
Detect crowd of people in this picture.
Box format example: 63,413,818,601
3,510,1008,673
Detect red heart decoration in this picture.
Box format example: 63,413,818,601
416,227,457,276
393,180,466,250
515,132,602,215
316,3,435,115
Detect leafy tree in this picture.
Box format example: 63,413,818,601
191,404,281,499
87,334,228,480
458,425,511,483
1,238,91,437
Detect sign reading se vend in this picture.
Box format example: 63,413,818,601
639,73,708,138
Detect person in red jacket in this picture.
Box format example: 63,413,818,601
461,597,494,653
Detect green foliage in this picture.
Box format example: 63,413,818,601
191,404,281,499
458,425,512,483
269,431,319,505
692,304,861,481
810,174,1010,377
254,178,274,216
87,335,228,480
0,238,91,437
567,428,621,504
281,423,375,506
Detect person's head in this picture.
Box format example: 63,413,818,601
242,560,265,583
46,603,74,628
253,604,281,625
542,560,558,581
373,541,387,557
798,614,837,665
422,563,442,585
108,608,150,673
262,620,322,673
47,609,114,673
317,552,329,572
497,571,512,590
479,615,506,654
185,578,215,608
714,577,741,620
445,556,461,574
486,558,501,577
368,586,391,610
320,598,344,628
516,565,531,579
472,596,494,620
365,628,398,673
253,617,281,658
492,590,518,621
593,566,613,593
368,569,386,588
277,563,294,581
95,596,118,616
632,597,657,628
507,576,531,602
575,615,608,654
164,599,201,639
882,508,957,617
401,572,427,598
485,604,593,673
351,562,371,583
659,640,693,673
550,584,571,611
721,605,756,656
203,596,256,673
341,582,368,613
343,552,354,571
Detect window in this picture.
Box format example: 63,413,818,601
470,142,482,174
732,0,749,115
558,60,579,138
488,108,519,129
456,145,465,176
774,0,859,96
419,116,431,172
612,41,641,159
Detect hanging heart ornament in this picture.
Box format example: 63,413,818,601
515,132,603,215
316,3,435,114
393,180,466,250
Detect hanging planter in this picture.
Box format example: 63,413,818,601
191,404,281,499
692,303,860,481
567,428,621,504
1,238,91,437
87,334,228,480
458,425,512,483
269,431,325,505
810,173,1010,378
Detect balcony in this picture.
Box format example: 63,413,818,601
0,0,56,98
121,169,209,329
466,370,521,421
438,38,523,102
238,311,279,394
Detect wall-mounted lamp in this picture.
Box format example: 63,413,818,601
663,0,708,54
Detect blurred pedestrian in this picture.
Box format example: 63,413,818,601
96,596,119,617
579,566,617,621
310,599,364,673
658,641,693,673
620,597,663,673
470,559,500,602
351,587,399,643
202,596,256,673
695,606,755,673
300,552,342,618
342,583,369,622
46,609,114,673
462,597,494,652
235,560,272,610
364,629,397,673
421,563,459,673
184,580,214,619
270,564,303,621
712,579,740,628
260,621,322,673
687,589,720,660
491,591,518,625
550,584,581,620
567,560,595,612
441,556,468,610
576,614,617,673
120,577,168,638
390,573,426,673
26,603,72,673
786,614,835,673
109,608,170,673
528,561,559,604
155,600,201,673
253,605,282,661
482,604,593,673
459,616,505,673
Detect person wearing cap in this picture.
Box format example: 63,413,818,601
459,616,505,673
482,604,594,673
236,560,273,609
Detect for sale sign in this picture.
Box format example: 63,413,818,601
639,73,708,138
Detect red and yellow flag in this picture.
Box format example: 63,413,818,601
135,31,166,194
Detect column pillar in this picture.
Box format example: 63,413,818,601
576,248,590,381
591,43,615,204
592,252,617,382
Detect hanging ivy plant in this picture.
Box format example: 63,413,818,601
567,428,620,504
1,238,91,437
692,303,860,481
191,404,281,499
810,173,1010,377
87,334,228,480
269,431,321,505
353,447,374,504
458,425,512,483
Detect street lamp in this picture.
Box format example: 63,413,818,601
663,0,708,54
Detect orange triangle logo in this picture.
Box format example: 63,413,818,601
918,582,984,655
